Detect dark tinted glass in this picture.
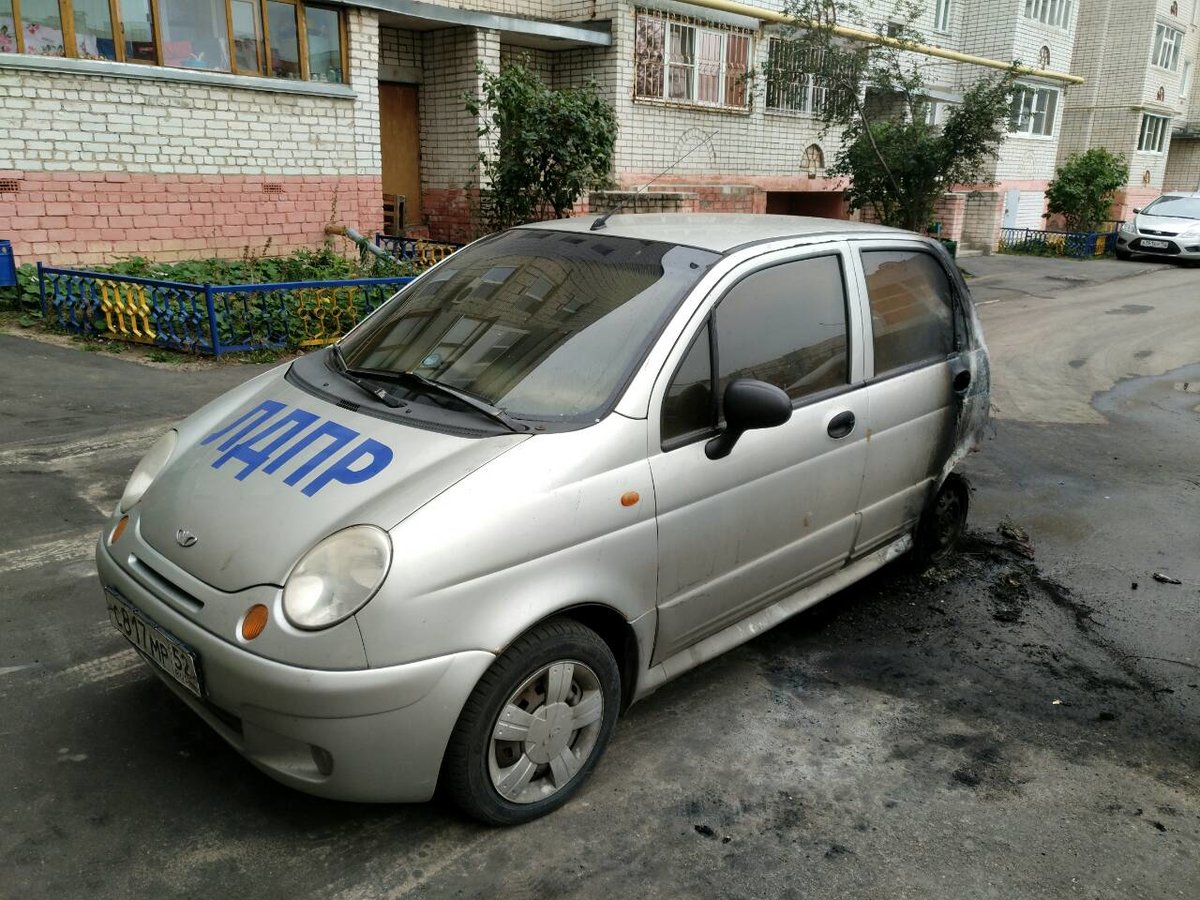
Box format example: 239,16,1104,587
861,249,954,374
662,322,714,443
714,255,849,405
342,231,718,421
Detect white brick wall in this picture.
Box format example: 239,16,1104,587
1061,0,1200,191
419,27,499,191
0,10,380,177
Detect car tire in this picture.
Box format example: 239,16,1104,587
442,618,620,825
1114,247,1132,261
911,473,970,570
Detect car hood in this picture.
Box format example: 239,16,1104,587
1134,213,1200,235
137,371,528,592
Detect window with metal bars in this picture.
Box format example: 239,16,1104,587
765,40,834,117
634,10,751,110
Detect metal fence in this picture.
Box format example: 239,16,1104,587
998,227,1121,259
374,234,462,266
38,264,413,355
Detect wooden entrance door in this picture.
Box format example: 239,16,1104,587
379,82,422,231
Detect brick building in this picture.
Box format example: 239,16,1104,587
0,0,1121,265
1059,0,1200,217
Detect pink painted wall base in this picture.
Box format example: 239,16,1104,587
0,172,383,267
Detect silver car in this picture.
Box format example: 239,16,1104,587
96,214,989,824
1115,191,1200,262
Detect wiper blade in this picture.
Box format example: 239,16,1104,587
328,346,404,408
358,367,528,433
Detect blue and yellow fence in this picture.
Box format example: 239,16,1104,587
374,235,462,266
38,264,414,355
998,227,1121,259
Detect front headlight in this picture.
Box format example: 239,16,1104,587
119,430,177,512
282,526,392,630
1119,220,1136,234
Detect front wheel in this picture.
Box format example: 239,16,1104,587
442,618,620,825
1114,247,1132,261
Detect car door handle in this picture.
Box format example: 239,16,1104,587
826,410,855,439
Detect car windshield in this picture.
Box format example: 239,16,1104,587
339,229,719,422
1141,196,1200,219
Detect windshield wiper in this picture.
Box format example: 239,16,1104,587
328,345,404,408
354,367,528,433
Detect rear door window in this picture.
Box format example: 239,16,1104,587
860,249,955,375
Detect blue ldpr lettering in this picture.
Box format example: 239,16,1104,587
261,420,358,484
212,408,321,480
201,399,286,450
302,438,394,497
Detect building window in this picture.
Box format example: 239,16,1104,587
0,0,346,82
1009,84,1058,136
1138,114,1170,152
934,0,951,32
634,10,751,110
1152,24,1183,71
1023,0,1074,29
765,39,836,116
1182,60,1194,99
1038,45,1050,68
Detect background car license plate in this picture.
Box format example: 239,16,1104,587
1140,239,1169,249
106,589,203,698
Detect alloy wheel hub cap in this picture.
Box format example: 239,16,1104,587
523,702,574,764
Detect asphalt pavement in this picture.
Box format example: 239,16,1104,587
1,257,1197,899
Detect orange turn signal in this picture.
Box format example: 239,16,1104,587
241,604,269,641
109,515,129,545
620,491,640,507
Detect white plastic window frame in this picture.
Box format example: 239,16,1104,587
1138,113,1170,153
1023,0,1074,28
934,0,951,32
1152,23,1183,71
1010,85,1059,137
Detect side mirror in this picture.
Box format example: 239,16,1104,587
705,379,792,460
1132,208,1141,214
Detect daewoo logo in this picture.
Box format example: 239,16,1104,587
200,400,393,498
176,529,198,548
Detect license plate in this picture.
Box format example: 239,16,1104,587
1140,239,1169,249
106,589,203,698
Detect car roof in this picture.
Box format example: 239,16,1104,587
517,213,916,254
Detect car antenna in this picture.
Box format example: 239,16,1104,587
590,130,720,231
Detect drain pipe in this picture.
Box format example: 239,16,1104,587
676,0,1085,85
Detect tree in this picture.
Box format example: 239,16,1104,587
1044,148,1127,232
774,0,1017,232
465,60,617,232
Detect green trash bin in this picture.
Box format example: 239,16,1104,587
940,238,958,258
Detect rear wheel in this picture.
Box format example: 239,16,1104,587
442,618,620,825
911,473,970,569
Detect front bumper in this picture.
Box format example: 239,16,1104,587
96,537,494,802
1116,231,1200,260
